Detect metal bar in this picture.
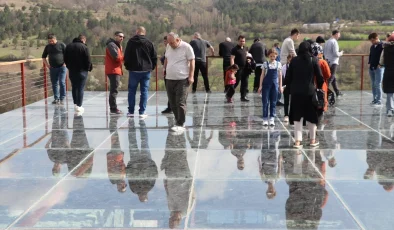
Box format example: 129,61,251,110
155,65,158,91
20,63,26,106
360,56,364,91
43,62,48,98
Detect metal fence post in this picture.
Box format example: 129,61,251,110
155,65,158,91
43,62,48,98
360,56,364,91
20,63,26,106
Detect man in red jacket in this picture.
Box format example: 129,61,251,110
105,31,125,115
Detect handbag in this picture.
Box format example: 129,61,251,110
310,57,325,109
312,89,325,109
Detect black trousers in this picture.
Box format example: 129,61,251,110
284,87,290,116
226,84,235,99
108,74,120,111
193,61,210,91
254,66,263,90
69,71,88,107
234,67,249,98
164,78,171,110
329,63,340,95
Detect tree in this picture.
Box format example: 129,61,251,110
12,37,18,49
10,3,15,8
132,9,137,15
29,39,34,47
124,8,131,16
22,6,26,11
36,39,41,48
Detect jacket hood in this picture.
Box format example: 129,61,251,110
130,35,148,43
385,42,394,53
73,38,82,43
106,38,120,46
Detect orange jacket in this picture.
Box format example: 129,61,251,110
317,59,331,111
105,39,124,75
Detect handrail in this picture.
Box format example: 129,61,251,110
0,58,43,66
0,54,369,66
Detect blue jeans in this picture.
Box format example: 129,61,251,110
49,66,67,100
128,71,151,114
69,71,88,107
369,67,384,103
261,83,278,119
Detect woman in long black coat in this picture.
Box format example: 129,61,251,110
284,42,324,148
380,34,394,117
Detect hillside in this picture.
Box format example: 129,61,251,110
0,0,393,61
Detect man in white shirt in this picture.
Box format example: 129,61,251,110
323,30,344,97
164,32,195,132
280,28,300,66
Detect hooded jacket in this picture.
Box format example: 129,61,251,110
64,38,92,73
382,42,394,93
105,38,124,75
124,35,157,71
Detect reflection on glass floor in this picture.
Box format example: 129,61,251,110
1,91,394,230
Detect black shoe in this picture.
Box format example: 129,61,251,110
241,97,250,102
161,108,173,114
110,109,123,115
336,92,344,97
253,88,258,93
276,101,284,106
192,90,196,94
206,90,212,94
52,99,59,104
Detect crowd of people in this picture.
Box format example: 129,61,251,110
41,26,394,146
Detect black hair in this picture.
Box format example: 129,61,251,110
237,35,245,41
47,33,56,39
332,30,340,36
290,29,300,36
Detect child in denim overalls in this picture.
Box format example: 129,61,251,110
258,49,283,126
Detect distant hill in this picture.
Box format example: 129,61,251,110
0,0,393,61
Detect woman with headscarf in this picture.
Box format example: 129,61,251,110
285,41,324,148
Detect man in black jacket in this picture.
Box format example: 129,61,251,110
124,26,157,119
64,34,92,113
219,37,235,80
249,38,267,93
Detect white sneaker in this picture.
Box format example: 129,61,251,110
171,125,186,132
127,113,135,117
139,114,148,119
76,106,84,112
76,111,84,116
74,104,78,110
269,118,275,126
263,120,269,126
284,116,289,122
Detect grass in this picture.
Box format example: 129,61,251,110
338,40,363,49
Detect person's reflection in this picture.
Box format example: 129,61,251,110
46,106,69,176
231,104,251,170
317,113,338,168
106,115,127,193
161,129,194,229
259,130,281,199
187,95,213,151
283,149,329,229
67,114,94,178
218,105,237,150
127,119,158,202
365,150,394,192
